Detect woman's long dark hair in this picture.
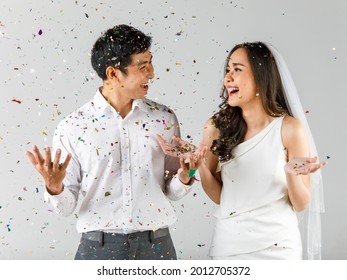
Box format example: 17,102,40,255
211,42,290,162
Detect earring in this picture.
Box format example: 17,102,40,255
256,93,260,96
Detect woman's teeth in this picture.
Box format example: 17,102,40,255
228,87,239,94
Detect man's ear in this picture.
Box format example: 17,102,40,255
105,66,120,81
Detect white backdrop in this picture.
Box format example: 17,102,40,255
0,0,346,260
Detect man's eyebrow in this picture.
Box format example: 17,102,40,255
137,55,153,65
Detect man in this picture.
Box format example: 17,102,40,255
26,24,200,260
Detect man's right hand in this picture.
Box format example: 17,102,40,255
156,135,198,160
26,145,71,195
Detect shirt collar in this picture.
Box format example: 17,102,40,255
92,89,112,113
93,88,150,114
132,98,150,113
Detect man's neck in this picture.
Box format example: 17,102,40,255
100,86,133,118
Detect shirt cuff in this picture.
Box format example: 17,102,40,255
43,187,75,215
167,174,195,200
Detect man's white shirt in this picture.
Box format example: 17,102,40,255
45,90,192,234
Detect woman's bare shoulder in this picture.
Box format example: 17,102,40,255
282,115,307,147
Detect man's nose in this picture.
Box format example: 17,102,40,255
148,65,155,79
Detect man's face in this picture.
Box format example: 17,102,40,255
116,50,155,100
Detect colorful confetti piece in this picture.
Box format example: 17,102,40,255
11,99,22,104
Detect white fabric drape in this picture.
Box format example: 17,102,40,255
265,43,325,260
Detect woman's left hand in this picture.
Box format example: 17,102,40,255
156,135,208,184
284,156,327,175
177,145,208,184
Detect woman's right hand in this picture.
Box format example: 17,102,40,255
284,156,327,176
26,145,71,195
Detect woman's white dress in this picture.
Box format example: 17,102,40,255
209,116,302,260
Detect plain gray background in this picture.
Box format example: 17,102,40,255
0,0,346,260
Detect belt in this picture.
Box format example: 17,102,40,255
81,228,170,244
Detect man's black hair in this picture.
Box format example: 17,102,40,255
91,24,152,80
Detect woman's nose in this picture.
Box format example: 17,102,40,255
225,73,234,83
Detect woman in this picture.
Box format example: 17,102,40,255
157,42,326,260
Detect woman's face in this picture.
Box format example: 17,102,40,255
224,47,258,108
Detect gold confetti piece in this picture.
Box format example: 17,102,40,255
150,203,154,206
41,130,47,135
105,191,111,197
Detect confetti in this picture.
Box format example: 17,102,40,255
38,29,43,35
11,98,22,104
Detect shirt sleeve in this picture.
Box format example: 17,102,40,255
43,187,77,217
163,112,194,201
44,121,82,216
